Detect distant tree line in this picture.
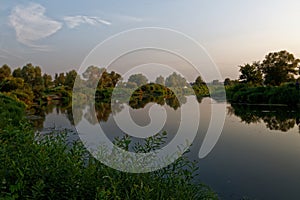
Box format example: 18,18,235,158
0,64,208,106
224,50,300,105
224,50,300,86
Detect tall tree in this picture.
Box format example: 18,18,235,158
194,76,205,86
54,73,66,87
43,74,53,89
224,78,232,86
12,67,22,78
65,70,78,89
165,72,187,87
128,74,148,87
155,75,165,85
83,66,105,88
261,50,300,86
0,64,11,82
98,70,121,89
239,62,263,85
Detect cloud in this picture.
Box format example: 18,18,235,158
64,15,111,28
116,15,144,22
0,48,24,59
9,3,62,48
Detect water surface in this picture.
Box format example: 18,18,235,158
32,97,300,199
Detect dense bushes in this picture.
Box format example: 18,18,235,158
0,93,25,127
0,93,217,199
226,83,300,105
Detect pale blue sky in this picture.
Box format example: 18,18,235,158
1,0,300,80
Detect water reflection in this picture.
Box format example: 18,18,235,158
31,97,300,135
29,94,185,129
228,104,300,132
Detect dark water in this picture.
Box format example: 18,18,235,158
30,97,300,200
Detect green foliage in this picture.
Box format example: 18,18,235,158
194,76,205,86
155,75,165,85
64,70,77,89
261,50,300,86
54,73,65,87
226,83,300,106
239,62,263,85
43,74,53,89
224,78,231,86
128,74,148,87
0,64,11,82
0,93,25,127
97,70,122,89
165,72,188,88
192,85,209,97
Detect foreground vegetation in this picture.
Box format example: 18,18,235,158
0,94,217,199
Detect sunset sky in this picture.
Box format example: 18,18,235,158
1,0,300,80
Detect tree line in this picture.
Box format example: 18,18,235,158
0,64,207,106
225,50,300,86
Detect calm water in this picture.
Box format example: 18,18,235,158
31,97,300,200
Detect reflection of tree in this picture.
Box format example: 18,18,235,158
196,95,204,103
129,83,186,110
263,116,295,132
165,97,181,110
30,82,191,128
28,102,73,129
95,102,114,122
230,104,300,132
227,105,261,124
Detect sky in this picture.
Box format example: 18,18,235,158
0,0,300,80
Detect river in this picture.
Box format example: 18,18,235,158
30,96,300,199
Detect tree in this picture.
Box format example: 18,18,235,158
82,66,106,88
54,73,65,87
0,64,11,82
261,50,300,86
98,70,122,89
12,68,22,78
155,75,165,85
224,78,231,86
43,74,53,89
165,72,187,87
0,77,24,92
20,63,36,87
14,64,45,98
65,70,77,89
128,74,148,87
239,62,263,85
194,76,205,86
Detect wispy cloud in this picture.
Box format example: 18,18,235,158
63,15,111,28
0,48,24,59
9,3,62,48
115,14,144,22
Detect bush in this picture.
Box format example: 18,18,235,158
0,93,25,127
226,84,300,105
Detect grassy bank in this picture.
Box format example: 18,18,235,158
0,93,217,199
